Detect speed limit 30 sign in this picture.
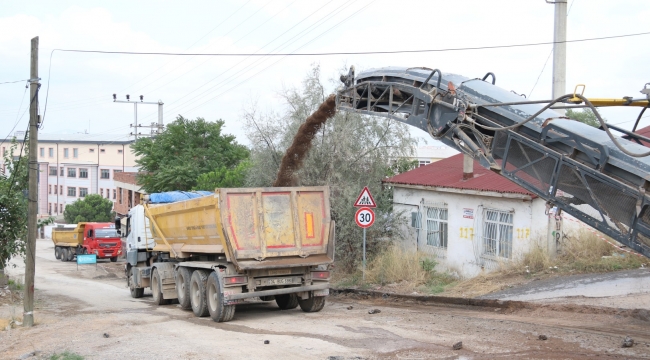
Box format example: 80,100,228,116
355,207,375,228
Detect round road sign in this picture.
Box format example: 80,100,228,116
355,207,375,228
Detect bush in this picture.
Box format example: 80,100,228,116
63,194,114,224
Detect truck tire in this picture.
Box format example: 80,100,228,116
152,268,170,305
207,271,235,322
190,270,209,317
55,247,61,260
60,248,69,262
128,267,144,298
298,295,326,313
176,267,192,310
275,293,299,310
67,248,75,262
110,257,117,262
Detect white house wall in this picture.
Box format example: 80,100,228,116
393,186,549,278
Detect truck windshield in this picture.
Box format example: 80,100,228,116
95,229,119,238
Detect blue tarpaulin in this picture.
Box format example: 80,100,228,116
148,191,213,204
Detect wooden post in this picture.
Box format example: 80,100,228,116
24,36,39,328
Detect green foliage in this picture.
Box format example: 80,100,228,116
132,116,249,193
566,108,605,128
0,137,28,270
50,351,84,360
193,160,251,191
7,278,24,290
63,194,114,224
243,64,417,270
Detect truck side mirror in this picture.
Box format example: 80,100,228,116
115,217,122,236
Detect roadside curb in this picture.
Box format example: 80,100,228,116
330,288,650,322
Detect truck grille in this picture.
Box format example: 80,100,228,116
99,243,118,248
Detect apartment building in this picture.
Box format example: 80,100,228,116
0,133,138,217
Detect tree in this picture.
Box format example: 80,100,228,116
193,160,251,191
243,65,417,270
0,138,28,273
566,108,605,128
63,194,115,224
132,116,249,193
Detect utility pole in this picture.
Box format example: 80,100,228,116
24,36,40,328
113,94,164,139
550,0,567,112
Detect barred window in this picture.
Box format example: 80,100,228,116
424,206,448,248
482,209,513,258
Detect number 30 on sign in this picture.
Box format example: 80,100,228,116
355,207,375,228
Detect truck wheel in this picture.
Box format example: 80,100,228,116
176,267,192,310
128,267,144,298
67,248,75,262
82,248,88,255
152,268,170,305
206,271,235,322
298,295,326,313
110,257,117,263
60,248,69,262
55,247,61,260
190,270,209,317
275,293,299,310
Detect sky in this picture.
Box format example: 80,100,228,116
1,0,649,147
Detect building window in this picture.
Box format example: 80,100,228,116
73,148,78,158
40,148,44,157
419,160,431,167
79,188,88,197
100,149,105,153
482,209,514,259
49,148,54,157
49,203,52,214
49,185,52,194
60,167,64,176
60,204,63,213
54,185,57,195
49,166,57,176
89,148,95,153
118,149,123,154
118,188,122,204
68,168,76,178
63,148,69,158
101,169,110,179
59,185,63,194
67,187,76,197
424,206,448,248
113,169,122,177
100,188,103,198
113,189,116,200
2,147,5,156
79,168,88,179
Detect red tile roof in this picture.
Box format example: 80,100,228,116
384,154,536,197
623,124,650,147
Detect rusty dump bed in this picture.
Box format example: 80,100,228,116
146,186,334,270
51,223,85,247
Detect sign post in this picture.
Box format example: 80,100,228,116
76,254,97,271
354,187,376,281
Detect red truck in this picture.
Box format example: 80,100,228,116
52,222,123,262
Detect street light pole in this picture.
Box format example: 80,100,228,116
549,0,567,113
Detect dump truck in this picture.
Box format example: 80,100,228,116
119,186,334,322
52,222,122,262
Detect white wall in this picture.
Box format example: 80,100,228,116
393,186,549,278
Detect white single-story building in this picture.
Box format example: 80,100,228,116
385,153,565,278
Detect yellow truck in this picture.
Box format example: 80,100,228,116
119,186,334,322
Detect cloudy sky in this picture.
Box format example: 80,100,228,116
1,0,649,146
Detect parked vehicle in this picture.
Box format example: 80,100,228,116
52,223,122,262
119,187,334,322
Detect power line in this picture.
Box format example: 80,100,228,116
0,79,30,85
52,30,650,57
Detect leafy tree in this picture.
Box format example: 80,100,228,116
243,65,416,270
566,108,605,128
63,194,115,223
132,116,249,193
0,138,28,272
193,160,251,191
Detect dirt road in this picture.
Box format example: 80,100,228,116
1,239,649,359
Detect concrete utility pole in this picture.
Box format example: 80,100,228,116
24,36,40,328
550,0,567,107
113,94,164,139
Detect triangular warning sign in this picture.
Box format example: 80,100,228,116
354,186,377,208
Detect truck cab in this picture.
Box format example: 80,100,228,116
82,223,122,262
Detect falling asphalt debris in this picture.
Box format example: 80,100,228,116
368,309,381,314
622,336,634,348
264,340,270,345
103,333,110,338
538,335,548,341
453,341,463,350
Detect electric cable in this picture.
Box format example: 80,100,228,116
1,85,28,145
0,79,30,85
51,30,650,57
